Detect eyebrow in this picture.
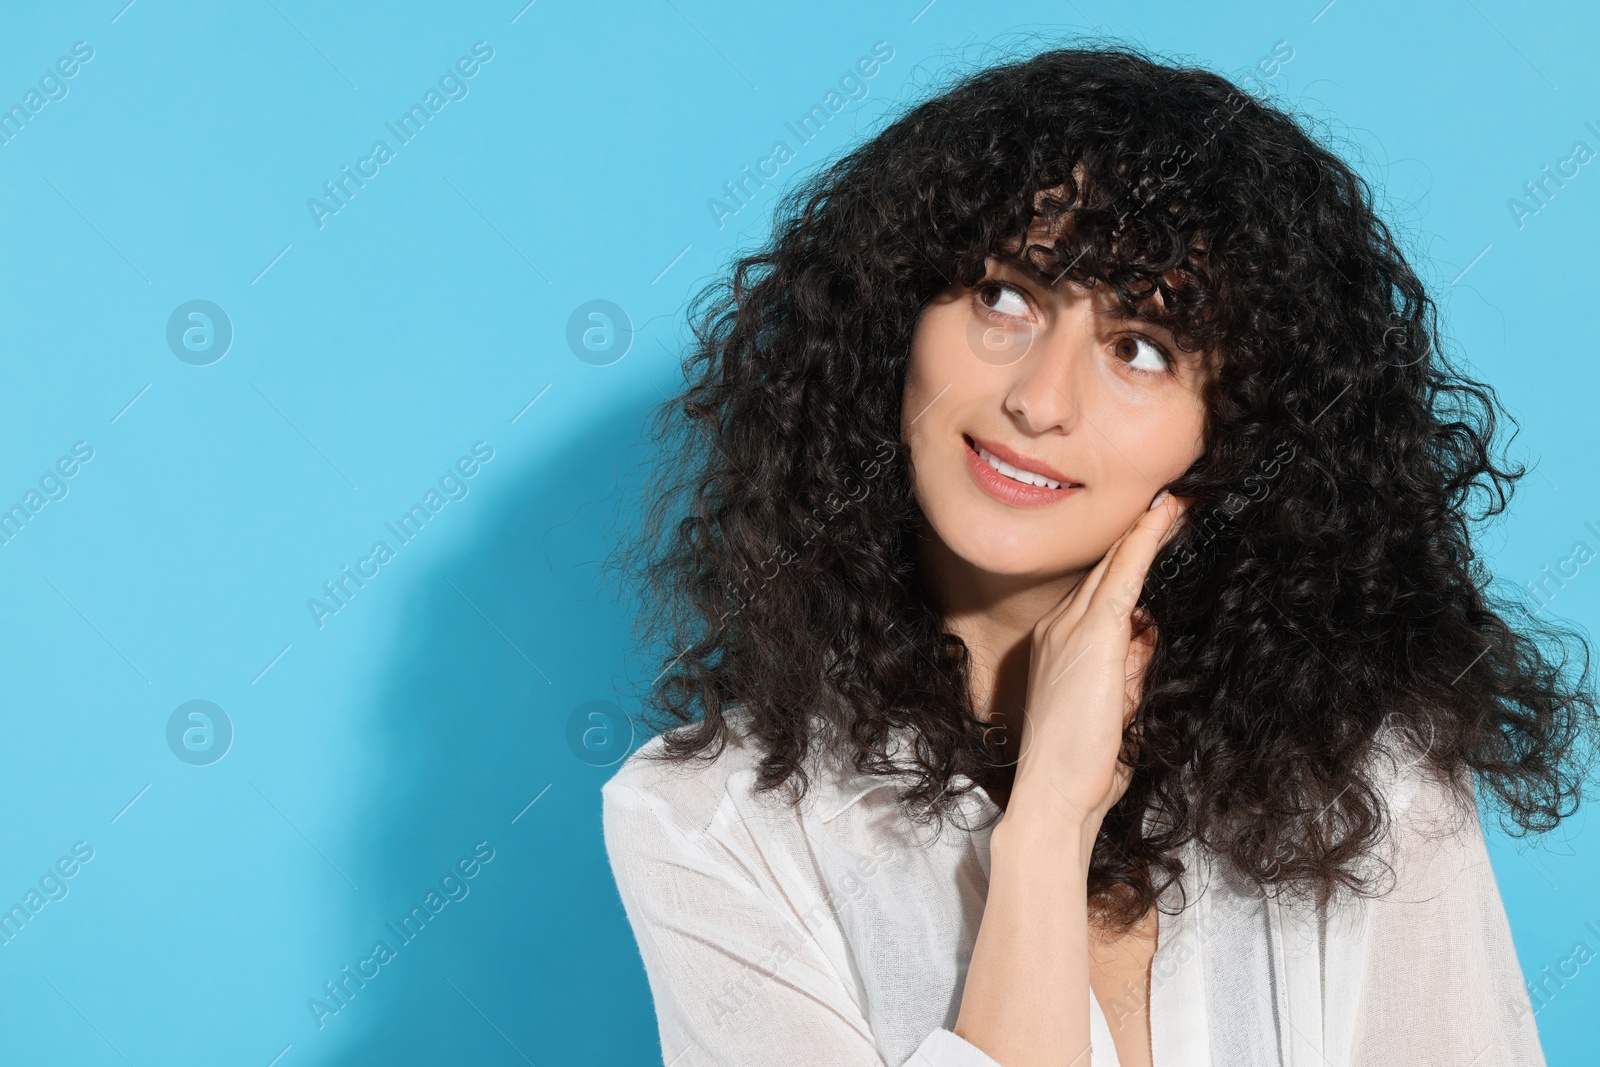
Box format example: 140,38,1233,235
990,253,1177,332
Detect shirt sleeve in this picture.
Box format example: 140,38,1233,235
1348,768,1548,1066
601,778,1002,1067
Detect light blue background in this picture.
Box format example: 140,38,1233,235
0,1,1595,1064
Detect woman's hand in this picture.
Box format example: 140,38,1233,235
1005,490,1187,842
953,489,1187,1067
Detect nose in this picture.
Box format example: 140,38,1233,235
1002,307,1090,435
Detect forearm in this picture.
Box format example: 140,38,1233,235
953,785,1099,1067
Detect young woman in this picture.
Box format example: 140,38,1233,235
601,42,1597,1067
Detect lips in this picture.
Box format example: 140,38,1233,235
965,434,1079,484
963,434,1081,508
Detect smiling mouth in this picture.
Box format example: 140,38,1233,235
964,434,1080,490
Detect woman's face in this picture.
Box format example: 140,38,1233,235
902,254,1212,583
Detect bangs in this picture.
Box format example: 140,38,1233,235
975,171,1225,363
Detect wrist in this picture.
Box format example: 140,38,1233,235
992,790,1101,870
1002,772,1108,840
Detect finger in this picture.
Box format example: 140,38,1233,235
1084,494,1186,634
1035,489,1186,641
1057,491,1185,636
1036,526,1129,634
1043,494,1158,632
1033,523,1134,639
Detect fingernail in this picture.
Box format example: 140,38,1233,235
1149,489,1170,511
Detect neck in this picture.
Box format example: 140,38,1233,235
915,525,1088,726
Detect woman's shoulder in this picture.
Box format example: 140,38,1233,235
1363,719,1479,834
602,714,754,836
1190,722,1484,905
600,704,855,839
1333,719,1488,897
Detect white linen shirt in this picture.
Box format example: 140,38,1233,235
601,711,1547,1066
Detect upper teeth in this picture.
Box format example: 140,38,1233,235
976,444,1068,489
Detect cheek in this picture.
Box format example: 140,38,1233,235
902,311,984,443
905,313,967,393
1103,392,1206,481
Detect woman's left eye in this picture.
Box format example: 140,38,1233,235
977,281,1030,318
1113,335,1171,375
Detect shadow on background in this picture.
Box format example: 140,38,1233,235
319,389,666,1066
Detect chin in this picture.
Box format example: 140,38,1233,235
936,510,1077,577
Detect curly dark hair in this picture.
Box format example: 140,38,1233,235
606,38,1600,930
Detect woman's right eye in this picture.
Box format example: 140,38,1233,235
976,281,1031,319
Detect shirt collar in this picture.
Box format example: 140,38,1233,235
813,721,1001,824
